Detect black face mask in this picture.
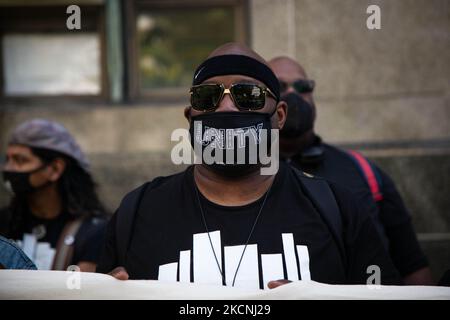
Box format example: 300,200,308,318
189,111,275,177
2,165,47,195
280,92,315,138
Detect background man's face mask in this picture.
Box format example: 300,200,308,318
2,165,47,195
189,111,274,177
280,92,315,138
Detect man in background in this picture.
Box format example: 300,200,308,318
269,56,433,285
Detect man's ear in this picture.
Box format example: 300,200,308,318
275,100,287,130
184,106,192,122
47,158,66,182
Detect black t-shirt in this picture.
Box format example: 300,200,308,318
286,136,428,277
0,207,108,267
97,163,401,288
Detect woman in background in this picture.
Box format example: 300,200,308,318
0,119,108,272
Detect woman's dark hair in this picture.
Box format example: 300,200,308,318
7,147,107,238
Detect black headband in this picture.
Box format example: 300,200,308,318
192,54,280,101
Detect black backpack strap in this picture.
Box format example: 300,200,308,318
116,182,150,266
292,168,347,265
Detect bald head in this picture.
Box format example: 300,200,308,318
187,42,287,131
269,56,308,80
208,42,268,66
268,56,316,117
193,42,281,101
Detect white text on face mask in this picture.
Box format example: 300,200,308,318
170,122,279,175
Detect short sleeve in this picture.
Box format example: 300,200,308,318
376,167,429,276
330,184,403,285
95,212,118,274
73,217,108,265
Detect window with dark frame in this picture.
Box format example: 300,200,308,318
0,1,248,104
0,5,107,101
127,0,249,101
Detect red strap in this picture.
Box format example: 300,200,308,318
348,150,383,202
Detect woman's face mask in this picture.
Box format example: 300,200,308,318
2,165,48,195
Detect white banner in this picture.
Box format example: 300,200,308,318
0,270,449,300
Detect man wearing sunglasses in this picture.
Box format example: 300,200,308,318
269,56,434,285
97,43,401,290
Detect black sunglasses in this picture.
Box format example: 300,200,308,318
189,83,277,112
279,79,315,94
